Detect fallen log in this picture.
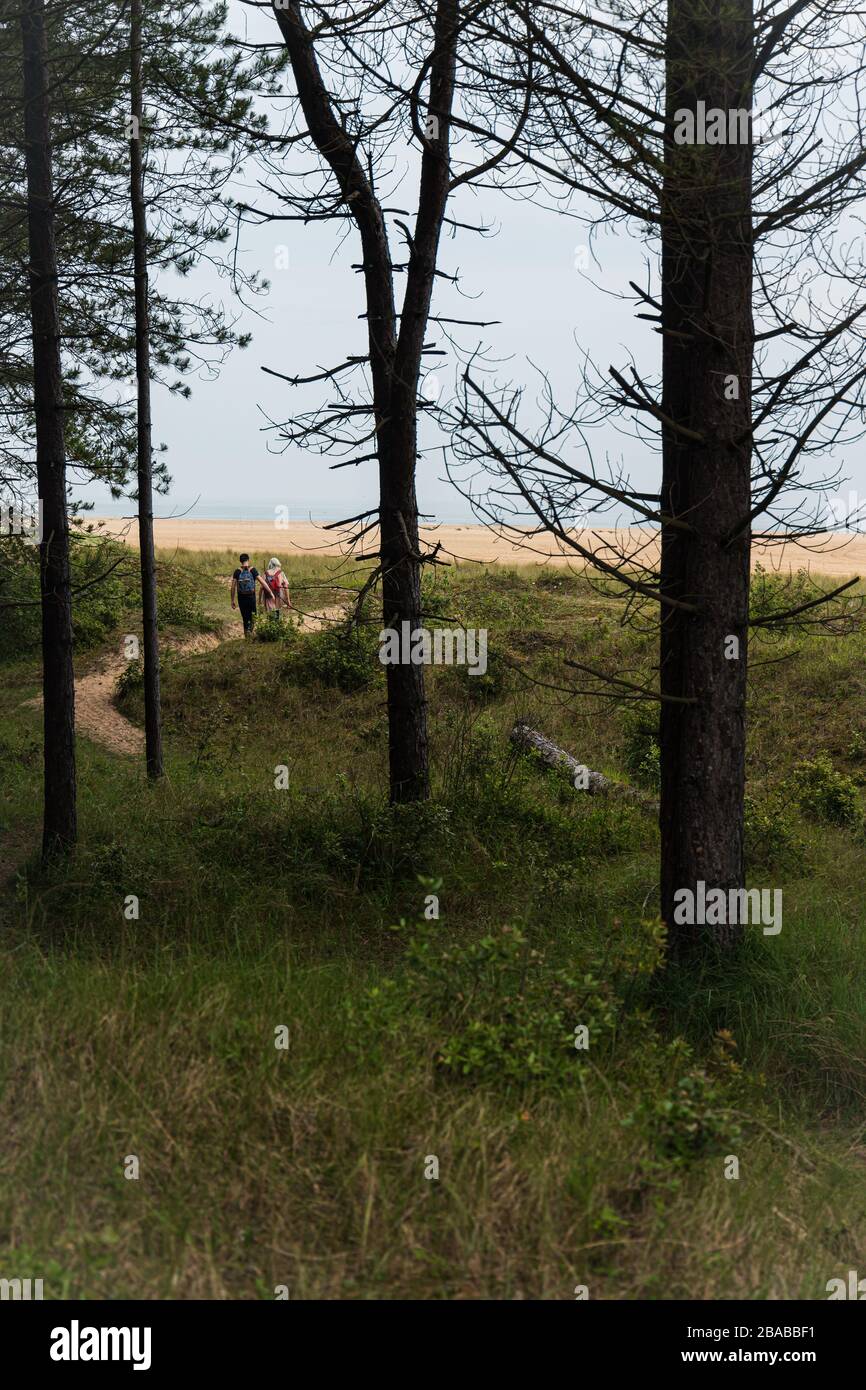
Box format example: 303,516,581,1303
509,721,659,814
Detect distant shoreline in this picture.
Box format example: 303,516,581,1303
88,516,866,576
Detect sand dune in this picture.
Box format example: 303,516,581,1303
90,516,866,577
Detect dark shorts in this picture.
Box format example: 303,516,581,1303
238,597,256,632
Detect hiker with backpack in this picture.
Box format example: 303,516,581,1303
260,557,291,620
230,554,270,635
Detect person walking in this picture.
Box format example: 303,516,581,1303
230,553,268,635
260,557,291,620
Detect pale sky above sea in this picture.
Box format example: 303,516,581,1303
77,2,866,532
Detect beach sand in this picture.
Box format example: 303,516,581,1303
90,516,866,577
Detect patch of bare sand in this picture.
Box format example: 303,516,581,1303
294,602,346,633
25,629,228,758
90,517,866,578
25,606,348,759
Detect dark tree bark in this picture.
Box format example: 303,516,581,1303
659,0,754,946
450,1,865,952
272,0,462,802
20,0,77,859
130,0,163,779
380,0,457,801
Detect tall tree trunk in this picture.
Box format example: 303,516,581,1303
379,0,457,803
272,0,438,803
130,0,163,779
21,0,76,860
659,0,754,947
378,469,429,802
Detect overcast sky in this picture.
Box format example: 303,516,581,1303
76,1,664,524
83,186,648,524
79,1,865,530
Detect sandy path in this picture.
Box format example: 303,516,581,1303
24,630,229,758
78,630,230,756
91,517,866,578
292,601,346,633
78,657,145,756
27,604,346,760
2,606,347,881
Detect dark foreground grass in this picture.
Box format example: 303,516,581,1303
0,552,864,1298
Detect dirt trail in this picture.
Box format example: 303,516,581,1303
76,629,230,757
26,604,346,760
3,606,346,883
294,602,346,633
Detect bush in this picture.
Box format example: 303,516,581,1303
624,1035,745,1166
283,617,380,692
441,643,510,702
115,656,144,703
788,753,861,826
253,612,286,643
0,533,133,659
156,563,207,630
4,608,42,655
448,568,543,627
621,705,660,793
845,728,866,763
744,793,807,872
351,893,628,1089
347,801,455,881
749,562,817,628
0,533,47,657
422,567,543,628
71,540,131,647
420,566,458,621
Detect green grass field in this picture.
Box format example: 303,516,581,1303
1,538,865,1299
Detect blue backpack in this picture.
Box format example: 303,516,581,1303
237,568,256,597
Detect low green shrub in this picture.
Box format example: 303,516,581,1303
624,1034,746,1166
621,705,660,793
73,537,133,647
788,753,861,826
347,887,665,1090
282,617,381,692
0,534,133,658
845,728,866,763
744,793,807,872
253,612,286,643
156,563,208,629
354,919,621,1087
749,563,818,628
441,643,510,702
115,656,144,703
